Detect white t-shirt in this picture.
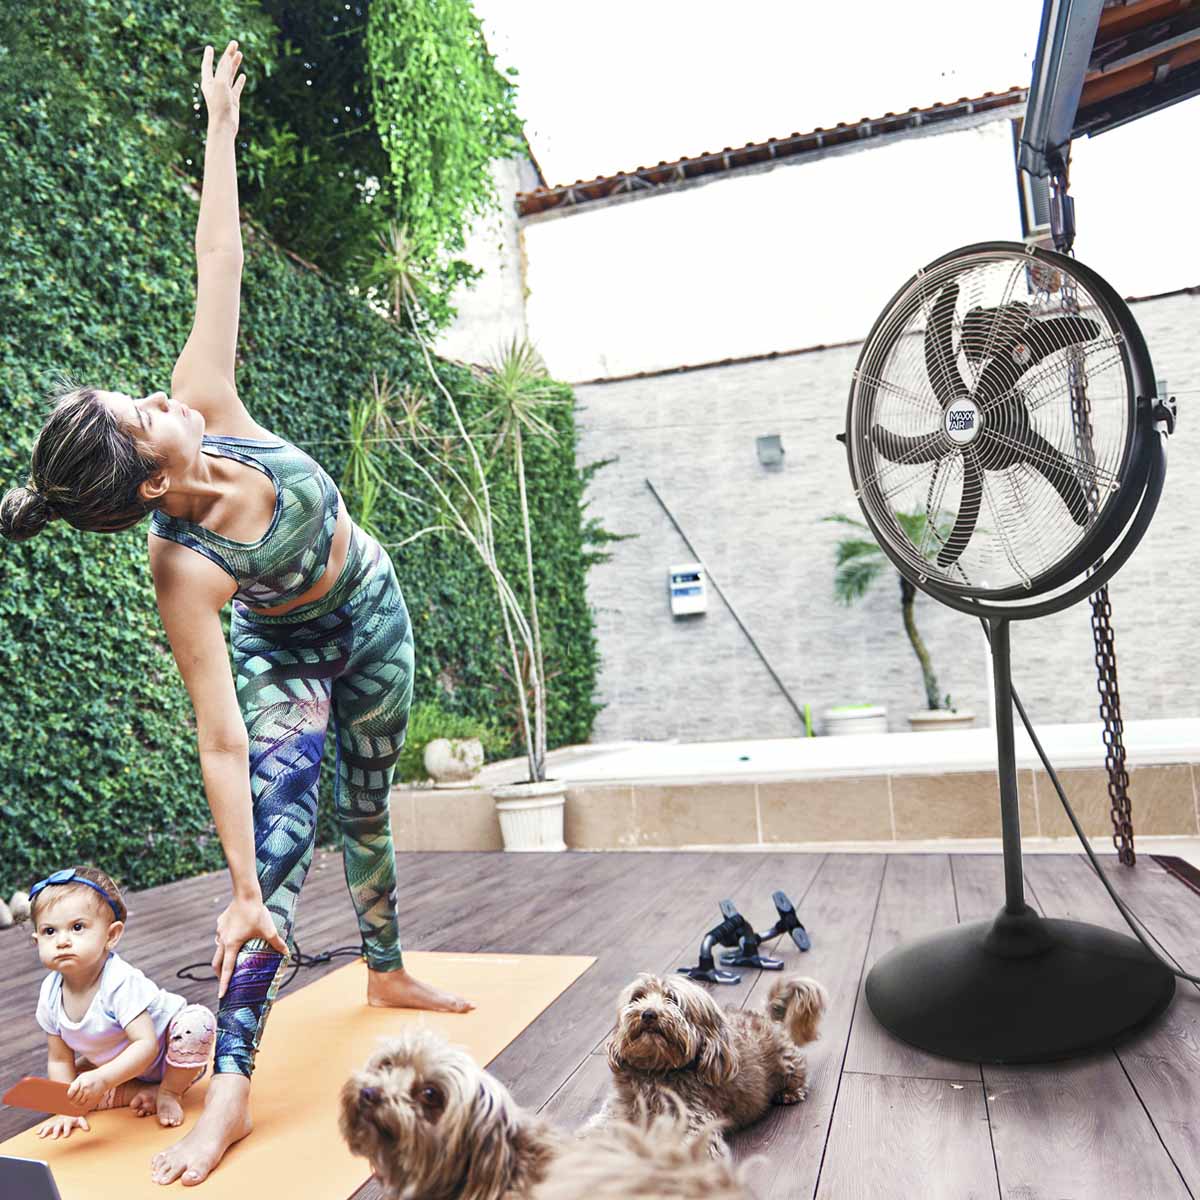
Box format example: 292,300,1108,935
36,951,189,1083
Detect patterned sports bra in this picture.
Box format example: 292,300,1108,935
149,432,340,608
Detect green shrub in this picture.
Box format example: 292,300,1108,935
395,701,506,783
0,1,605,894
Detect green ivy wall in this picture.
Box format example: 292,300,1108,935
0,1,602,896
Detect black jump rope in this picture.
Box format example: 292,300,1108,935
177,940,363,994
176,627,1200,992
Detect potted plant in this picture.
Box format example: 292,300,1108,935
394,701,503,788
824,511,975,732
349,224,571,848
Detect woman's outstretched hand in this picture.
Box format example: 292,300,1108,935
212,893,290,999
200,40,246,134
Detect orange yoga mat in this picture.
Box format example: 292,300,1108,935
1,951,595,1199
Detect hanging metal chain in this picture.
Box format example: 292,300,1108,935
1050,167,1137,866
1091,587,1135,862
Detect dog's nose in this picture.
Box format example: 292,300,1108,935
641,1009,658,1025
359,1086,382,1106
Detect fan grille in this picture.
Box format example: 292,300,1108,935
848,248,1134,597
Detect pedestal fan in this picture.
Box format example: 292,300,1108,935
843,241,1177,1063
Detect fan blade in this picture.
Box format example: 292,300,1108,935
973,316,1102,407
960,302,1032,362
870,425,945,465
923,283,967,410
936,450,982,568
1019,430,1091,526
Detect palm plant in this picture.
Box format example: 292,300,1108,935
824,511,954,712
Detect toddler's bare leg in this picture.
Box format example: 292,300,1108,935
91,1080,151,1111
157,1004,217,1127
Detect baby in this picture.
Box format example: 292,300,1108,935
25,864,216,1139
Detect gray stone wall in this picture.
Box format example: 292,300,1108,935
576,291,1200,740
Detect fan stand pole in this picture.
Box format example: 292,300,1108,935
992,619,1028,916
863,618,1175,1064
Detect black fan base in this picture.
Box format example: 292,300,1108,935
865,906,1176,1064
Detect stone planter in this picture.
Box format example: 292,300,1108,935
822,705,888,736
491,779,567,852
423,737,485,788
907,709,976,732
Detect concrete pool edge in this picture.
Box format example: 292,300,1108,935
390,720,1200,852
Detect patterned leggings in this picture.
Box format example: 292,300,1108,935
215,522,413,1076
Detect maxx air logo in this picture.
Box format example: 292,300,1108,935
944,398,982,446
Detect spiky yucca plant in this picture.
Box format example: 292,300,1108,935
349,224,563,782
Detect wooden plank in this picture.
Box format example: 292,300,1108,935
733,854,887,1199
948,853,1035,924
493,851,775,1110
1020,854,1200,1196
815,1073,1000,1200
980,855,1190,1200
1,848,580,1141
9,850,1199,1200
844,854,981,1081
352,851,780,1200
538,851,826,1127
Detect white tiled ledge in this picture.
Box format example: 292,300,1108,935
476,719,1200,787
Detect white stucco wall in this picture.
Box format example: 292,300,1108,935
522,116,1024,381
519,98,1199,383
431,157,535,367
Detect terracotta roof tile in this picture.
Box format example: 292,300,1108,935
518,86,1027,217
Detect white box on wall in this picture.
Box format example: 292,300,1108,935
668,562,707,616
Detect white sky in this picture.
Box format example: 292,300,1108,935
473,0,1046,186
470,0,1199,303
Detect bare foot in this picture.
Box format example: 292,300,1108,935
366,966,474,1013
130,1084,159,1118
150,1074,252,1187
156,1087,185,1128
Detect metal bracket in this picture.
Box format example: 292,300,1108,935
1153,393,1178,436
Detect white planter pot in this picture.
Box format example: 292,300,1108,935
907,709,976,732
424,737,484,787
822,705,888,736
491,779,567,852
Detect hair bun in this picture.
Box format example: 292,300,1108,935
0,484,55,542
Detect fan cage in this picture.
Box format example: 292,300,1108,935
847,244,1145,603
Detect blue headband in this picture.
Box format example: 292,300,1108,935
29,869,123,922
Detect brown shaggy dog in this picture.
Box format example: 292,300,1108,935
539,1108,758,1199
339,1029,560,1199
339,1028,760,1200
590,971,828,1157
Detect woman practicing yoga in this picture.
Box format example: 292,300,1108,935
1,41,472,1186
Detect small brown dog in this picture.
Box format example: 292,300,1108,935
339,1028,759,1199
540,1108,757,1199
589,971,828,1157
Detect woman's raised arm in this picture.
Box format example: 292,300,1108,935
172,42,251,426
195,41,245,256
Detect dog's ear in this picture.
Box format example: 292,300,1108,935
461,1079,522,1196
693,994,740,1086
697,1026,740,1087
605,1034,627,1075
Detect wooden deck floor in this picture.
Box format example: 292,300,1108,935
3,849,1198,1199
